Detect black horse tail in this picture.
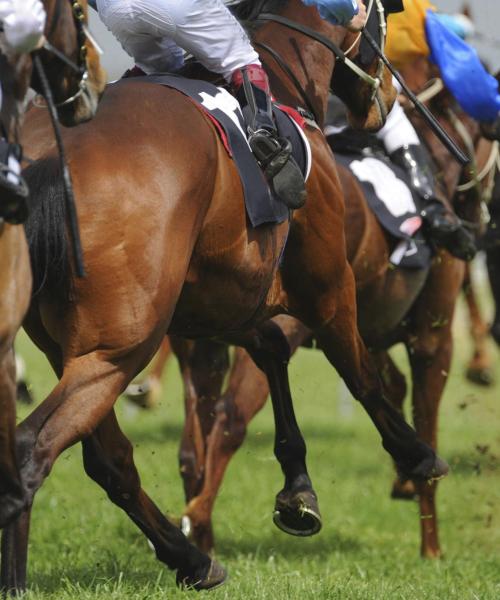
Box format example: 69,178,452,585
23,156,72,303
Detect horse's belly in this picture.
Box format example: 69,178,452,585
169,223,288,337
357,266,429,347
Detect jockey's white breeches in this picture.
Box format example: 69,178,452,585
96,0,260,80
376,79,420,154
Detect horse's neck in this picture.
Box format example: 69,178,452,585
253,1,342,124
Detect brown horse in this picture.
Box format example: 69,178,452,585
3,0,447,592
174,58,488,558
0,0,105,552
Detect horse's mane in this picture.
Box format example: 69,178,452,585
23,156,73,304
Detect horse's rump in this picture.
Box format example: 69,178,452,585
22,81,289,335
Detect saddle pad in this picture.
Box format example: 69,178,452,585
334,151,432,269
126,74,311,227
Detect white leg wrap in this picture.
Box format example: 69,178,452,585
96,0,260,79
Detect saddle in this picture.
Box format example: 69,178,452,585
328,129,432,270
122,70,311,227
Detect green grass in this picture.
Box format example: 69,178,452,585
13,294,500,599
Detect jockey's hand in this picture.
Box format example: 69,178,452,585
303,0,359,28
347,0,367,32
0,0,46,53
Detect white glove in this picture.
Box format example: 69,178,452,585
0,0,46,53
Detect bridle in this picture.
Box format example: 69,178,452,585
243,0,387,123
35,0,98,108
415,77,499,218
30,0,99,277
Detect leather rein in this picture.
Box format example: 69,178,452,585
246,0,386,124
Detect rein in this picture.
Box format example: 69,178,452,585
253,9,383,95
30,0,93,277
247,0,386,124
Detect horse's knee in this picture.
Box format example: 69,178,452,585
408,332,451,367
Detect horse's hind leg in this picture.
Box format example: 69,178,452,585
82,409,225,589
462,264,493,386
0,350,221,591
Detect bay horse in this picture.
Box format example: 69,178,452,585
3,0,447,592
0,0,105,563
173,57,488,558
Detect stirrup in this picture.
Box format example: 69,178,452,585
248,129,292,178
249,129,306,210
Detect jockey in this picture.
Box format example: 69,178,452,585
0,0,46,223
95,0,367,209
379,0,500,260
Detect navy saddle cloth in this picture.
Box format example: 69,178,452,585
328,131,432,270
127,74,310,227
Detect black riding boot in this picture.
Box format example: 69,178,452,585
231,65,306,210
391,144,476,261
0,139,28,224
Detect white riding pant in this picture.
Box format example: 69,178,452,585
96,0,260,80
376,78,420,154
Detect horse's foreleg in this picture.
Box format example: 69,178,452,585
124,337,173,409
404,252,462,558
0,348,22,502
372,352,417,501
238,319,321,537
82,409,225,590
298,264,448,482
406,330,452,559
182,346,269,552
462,264,493,386
172,337,229,506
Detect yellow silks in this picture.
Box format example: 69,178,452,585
385,0,437,70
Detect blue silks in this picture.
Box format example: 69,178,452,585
302,0,358,26
426,10,500,122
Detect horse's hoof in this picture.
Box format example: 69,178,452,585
273,488,322,536
391,478,417,501
466,367,493,387
176,559,227,591
399,454,449,483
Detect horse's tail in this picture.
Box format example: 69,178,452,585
23,156,72,303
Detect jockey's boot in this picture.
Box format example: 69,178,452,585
0,139,28,224
391,144,477,261
231,64,306,209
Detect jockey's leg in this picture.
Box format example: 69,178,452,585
377,92,476,261
96,0,306,209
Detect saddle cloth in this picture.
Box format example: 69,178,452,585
332,145,432,269
126,74,312,227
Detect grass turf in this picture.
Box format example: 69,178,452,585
13,297,500,599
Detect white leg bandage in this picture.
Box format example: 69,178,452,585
96,0,260,80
